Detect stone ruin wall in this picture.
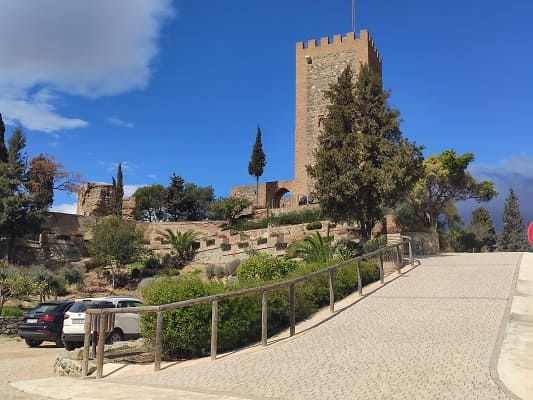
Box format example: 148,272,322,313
76,182,134,218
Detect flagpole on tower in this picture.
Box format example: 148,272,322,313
352,0,356,32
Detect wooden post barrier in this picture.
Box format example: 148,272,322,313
378,253,384,284
329,269,335,313
289,284,296,337
154,311,163,371
357,260,363,296
211,300,218,360
396,245,402,274
261,291,268,346
81,312,91,377
96,314,107,379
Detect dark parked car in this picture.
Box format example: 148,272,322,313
18,301,73,347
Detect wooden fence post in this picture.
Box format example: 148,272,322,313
154,311,163,371
211,300,218,360
379,253,384,284
81,312,91,377
261,291,268,346
96,314,107,379
329,269,335,313
357,260,363,296
396,245,402,274
289,284,296,337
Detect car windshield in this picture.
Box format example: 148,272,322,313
31,303,60,313
69,301,114,313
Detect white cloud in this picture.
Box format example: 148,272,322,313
107,117,134,128
0,1,174,132
50,202,78,214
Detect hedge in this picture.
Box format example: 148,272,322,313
141,258,379,359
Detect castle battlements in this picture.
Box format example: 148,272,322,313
296,29,381,62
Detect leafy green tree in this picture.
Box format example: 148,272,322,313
307,65,423,240
467,207,497,252
410,150,497,231
0,265,34,315
31,265,67,302
166,174,214,221
111,162,124,217
500,188,529,251
208,196,252,223
449,230,479,252
248,126,266,206
133,184,167,222
286,232,333,263
88,216,144,288
159,229,200,266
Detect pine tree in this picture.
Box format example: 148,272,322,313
248,126,266,206
467,207,497,251
0,114,7,163
500,188,529,251
307,64,423,239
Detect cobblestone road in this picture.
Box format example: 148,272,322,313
112,253,519,400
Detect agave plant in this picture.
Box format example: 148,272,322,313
286,232,333,263
159,229,200,263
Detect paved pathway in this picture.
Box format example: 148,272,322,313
107,253,519,399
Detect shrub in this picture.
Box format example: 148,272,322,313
224,259,241,276
363,235,387,254
237,252,298,282
144,257,161,270
306,221,322,230
60,266,85,288
1,305,25,317
256,237,268,245
131,267,141,279
205,264,217,279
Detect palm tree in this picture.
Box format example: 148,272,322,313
159,229,200,264
286,232,333,263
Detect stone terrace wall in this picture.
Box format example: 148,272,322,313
0,317,18,335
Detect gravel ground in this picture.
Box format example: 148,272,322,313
0,336,59,400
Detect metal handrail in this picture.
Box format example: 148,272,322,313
82,236,414,378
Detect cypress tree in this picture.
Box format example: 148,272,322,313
500,188,529,251
248,126,266,206
0,114,7,163
111,163,124,217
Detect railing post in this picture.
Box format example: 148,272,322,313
261,291,268,346
96,314,107,379
329,269,335,313
289,284,296,337
211,300,218,360
357,260,363,296
154,311,163,371
408,240,414,266
379,253,384,284
81,311,91,377
396,245,402,274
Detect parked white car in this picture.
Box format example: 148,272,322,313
62,296,142,350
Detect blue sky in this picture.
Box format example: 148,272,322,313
1,0,532,230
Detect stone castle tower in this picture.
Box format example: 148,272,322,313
233,29,382,208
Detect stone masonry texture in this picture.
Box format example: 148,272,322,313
111,253,517,399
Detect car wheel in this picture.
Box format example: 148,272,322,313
24,338,43,347
107,329,123,344
63,341,78,351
